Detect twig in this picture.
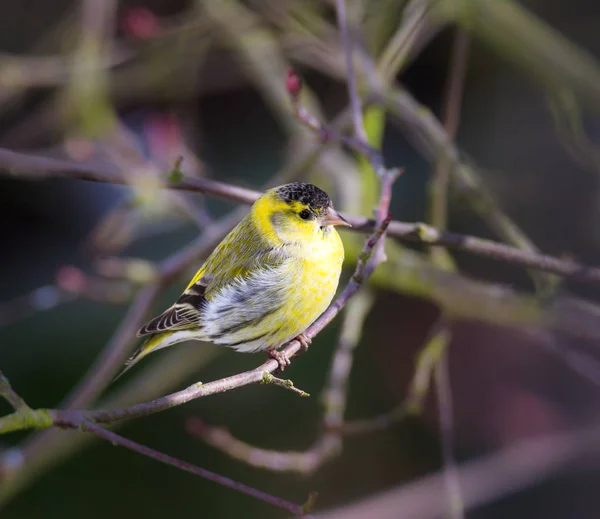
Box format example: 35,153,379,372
83,421,309,517
433,327,464,519
430,29,470,233
3,148,599,285
261,372,310,398
317,422,600,519
377,0,441,84
342,316,450,436
185,3,398,472
0,214,392,435
188,291,375,473
0,365,307,516
335,0,367,145
374,85,542,259
286,69,381,164
0,370,29,411
0,342,220,503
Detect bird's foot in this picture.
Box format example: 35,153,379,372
268,349,291,371
295,333,312,353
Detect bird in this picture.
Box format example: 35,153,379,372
116,182,350,378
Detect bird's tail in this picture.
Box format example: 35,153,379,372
114,330,196,381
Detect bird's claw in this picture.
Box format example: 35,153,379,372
295,333,312,353
268,349,291,371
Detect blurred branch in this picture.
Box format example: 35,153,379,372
0,213,392,434
377,0,442,83
0,266,137,327
318,422,600,519
0,371,309,517
341,315,448,436
430,29,470,234
437,0,600,115
375,85,542,259
2,147,600,286
83,422,310,517
188,290,375,473
0,370,28,412
0,344,219,504
335,0,368,146
433,326,464,519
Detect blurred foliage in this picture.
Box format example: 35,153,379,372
2,0,600,518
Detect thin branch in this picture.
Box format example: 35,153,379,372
286,69,381,165
433,328,464,519
317,422,600,519
335,0,368,145
342,317,451,436
261,372,310,398
0,370,29,411
83,422,309,517
188,291,375,473
2,148,599,285
374,85,542,259
0,215,392,435
430,29,470,233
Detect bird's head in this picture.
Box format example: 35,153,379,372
253,182,350,244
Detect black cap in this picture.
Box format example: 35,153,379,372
275,182,332,211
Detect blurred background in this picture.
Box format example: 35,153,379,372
2,0,600,517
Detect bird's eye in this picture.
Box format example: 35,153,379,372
299,209,312,220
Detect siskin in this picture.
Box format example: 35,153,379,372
118,182,350,377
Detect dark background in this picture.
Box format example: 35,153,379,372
2,1,600,518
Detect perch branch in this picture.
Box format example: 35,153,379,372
188,290,375,473
1,149,598,285
0,214,392,435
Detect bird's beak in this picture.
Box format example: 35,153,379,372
321,206,352,227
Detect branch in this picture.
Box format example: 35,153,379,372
430,29,470,235
188,291,375,473
316,423,600,519
83,422,310,517
0,215,392,435
433,326,464,519
184,1,395,474
2,147,599,286
0,370,309,516
335,0,368,146
0,370,29,411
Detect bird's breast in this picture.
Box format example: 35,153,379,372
284,229,344,319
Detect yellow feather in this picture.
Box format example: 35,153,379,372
118,182,348,378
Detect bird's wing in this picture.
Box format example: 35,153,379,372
136,273,212,335
137,219,285,336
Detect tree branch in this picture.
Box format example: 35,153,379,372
0,214,392,435
2,147,599,286
0,370,29,412
188,290,375,473
316,422,600,519
83,421,310,517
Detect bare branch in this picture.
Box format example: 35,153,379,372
433,327,464,519
83,422,310,517
188,290,375,473
0,370,29,412
335,0,368,146
317,423,600,519
2,148,598,286
0,215,393,435
430,29,470,233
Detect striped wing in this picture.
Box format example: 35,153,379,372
137,216,287,337
137,275,212,336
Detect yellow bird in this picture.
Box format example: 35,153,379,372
118,182,349,377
